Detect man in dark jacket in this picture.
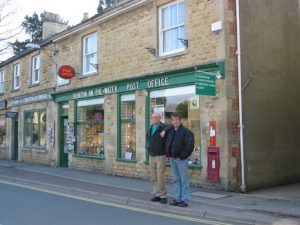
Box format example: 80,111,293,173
166,112,194,207
146,112,168,204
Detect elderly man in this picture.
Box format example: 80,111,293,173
146,112,168,204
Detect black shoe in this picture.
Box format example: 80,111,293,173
177,201,188,207
150,196,161,202
169,200,179,206
160,198,167,204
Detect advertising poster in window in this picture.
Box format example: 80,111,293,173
154,105,165,122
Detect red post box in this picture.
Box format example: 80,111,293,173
207,147,220,182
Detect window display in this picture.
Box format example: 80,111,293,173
24,110,46,147
150,85,200,165
0,117,5,147
76,98,104,157
120,94,136,160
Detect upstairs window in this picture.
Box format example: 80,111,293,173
31,55,40,84
159,0,185,56
0,70,4,93
83,33,98,75
13,63,20,90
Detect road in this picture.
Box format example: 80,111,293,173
0,181,239,225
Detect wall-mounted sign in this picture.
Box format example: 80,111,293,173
58,65,75,79
5,112,18,118
195,73,216,96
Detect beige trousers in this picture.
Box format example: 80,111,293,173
149,155,167,198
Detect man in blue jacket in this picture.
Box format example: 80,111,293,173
146,112,168,204
166,112,194,207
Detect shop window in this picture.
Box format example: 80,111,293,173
149,85,201,165
31,55,40,84
76,98,104,157
159,0,185,56
0,117,6,147
82,33,98,75
119,94,136,161
24,110,46,148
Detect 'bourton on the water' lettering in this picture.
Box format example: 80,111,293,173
73,77,169,99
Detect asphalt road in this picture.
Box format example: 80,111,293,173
0,182,237,225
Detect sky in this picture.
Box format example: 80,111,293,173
12,0,100,26
1,0,99,61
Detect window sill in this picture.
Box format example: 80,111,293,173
77,71,99,79
11,88,20,93
154,49,189,61
73,153,105,160
22,146,47,152
28,83,40,88
116,158,137,163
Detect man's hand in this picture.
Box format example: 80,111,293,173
160,130,166,137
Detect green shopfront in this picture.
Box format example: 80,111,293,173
52,62,224,186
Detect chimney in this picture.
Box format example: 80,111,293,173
82,12,89,22
42,12,67,40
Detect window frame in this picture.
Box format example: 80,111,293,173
74,97,105,159
13,63,21,90
82,33,98,76
159,0,185,57
31,55,40,84
145,85,202,168
23,109,47,149
117,93,137,162
0,70,4,93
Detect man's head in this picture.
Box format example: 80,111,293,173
151,112,161,124
171,112,181,129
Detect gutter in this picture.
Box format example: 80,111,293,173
235,0,246,192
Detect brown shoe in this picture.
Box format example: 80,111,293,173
169,200,179,206
177,201,188,207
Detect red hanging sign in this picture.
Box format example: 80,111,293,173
58,65,75,79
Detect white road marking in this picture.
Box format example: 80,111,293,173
0,179,233,225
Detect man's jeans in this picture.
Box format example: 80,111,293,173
170,158,190,204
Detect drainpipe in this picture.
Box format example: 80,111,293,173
235,0,246,192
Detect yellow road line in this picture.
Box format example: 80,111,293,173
0,179,233,225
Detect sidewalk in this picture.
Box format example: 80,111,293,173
0,159,299,225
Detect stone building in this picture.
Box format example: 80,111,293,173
0,0,299,192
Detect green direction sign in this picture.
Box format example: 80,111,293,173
195,73,216,96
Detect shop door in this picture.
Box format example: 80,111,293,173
12,119,18,160
60,116,69,167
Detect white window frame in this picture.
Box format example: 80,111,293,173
31,55,40,84
0,70,4,93
159,0,185,57
13,63,20,90
82,33,98,75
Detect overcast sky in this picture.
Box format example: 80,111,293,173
1,0,99,61
12,0,99,26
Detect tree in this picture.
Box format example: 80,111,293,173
97,0,123,14
9,12,43,55
0,0,22,61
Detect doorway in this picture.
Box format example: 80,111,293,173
59,103,69,167
12,119,18,160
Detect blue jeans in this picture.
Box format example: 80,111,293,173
170,158,190,204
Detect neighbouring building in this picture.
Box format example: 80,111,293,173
0,0,299,192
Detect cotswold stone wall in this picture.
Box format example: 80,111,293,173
56,0,238,189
